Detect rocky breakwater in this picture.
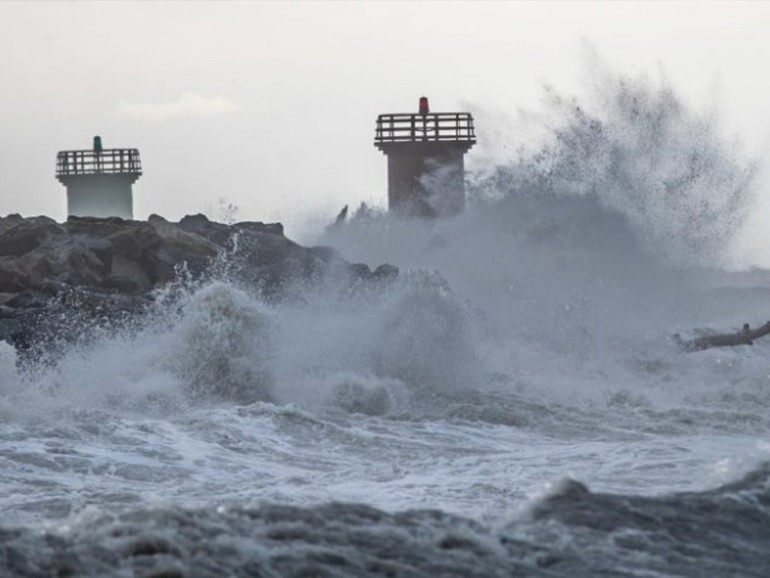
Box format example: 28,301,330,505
0,213,397,362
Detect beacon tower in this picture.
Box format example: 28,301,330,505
374,97,475,218
56,136,142,220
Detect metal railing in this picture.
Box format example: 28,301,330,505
56,149,142,177
375,112,476,145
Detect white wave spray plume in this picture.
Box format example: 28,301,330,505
470,53,758,268
4,60,770,575
319,59,769,412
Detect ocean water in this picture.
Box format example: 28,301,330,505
3,72,770,576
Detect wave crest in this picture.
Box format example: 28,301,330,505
471,62,758,267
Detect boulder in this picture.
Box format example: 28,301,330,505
147,214,219,281
0,216,62,257
0,213,398,358
0,258,31,293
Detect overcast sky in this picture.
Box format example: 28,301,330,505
3,1,770,242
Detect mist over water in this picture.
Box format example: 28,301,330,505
319,66,768,409
3,66,770,576
472,57,758,268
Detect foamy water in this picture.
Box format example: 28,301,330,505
2,68,770,576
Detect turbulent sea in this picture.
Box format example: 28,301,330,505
3,73,770,577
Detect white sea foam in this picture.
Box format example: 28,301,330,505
1,64,770,550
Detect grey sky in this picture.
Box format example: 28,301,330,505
2,1,770,249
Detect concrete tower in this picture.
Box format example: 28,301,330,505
56,136,142,219
374,97,475,218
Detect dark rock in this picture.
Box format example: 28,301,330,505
79,238,113,271
64,216,129,243
177,213,234,247
0,217,62,257
103,274,145,295
178,213,285,247
350,263,373,279
233,220,284,236
147,215,219,281
373,264,399,281
106,225,161,262
334,205,348,225
0,213,397,357
109,255,153,292
0,258,31,293
5,290,50,309
0,213,25,235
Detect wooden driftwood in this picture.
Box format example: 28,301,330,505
674,321,770,352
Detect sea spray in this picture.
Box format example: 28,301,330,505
0,267,482,418
2,62,770,578
318,63,768,414
163,282,275,404
469,61,758,268
272,268,482,412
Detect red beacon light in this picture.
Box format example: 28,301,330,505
419,96,430,115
